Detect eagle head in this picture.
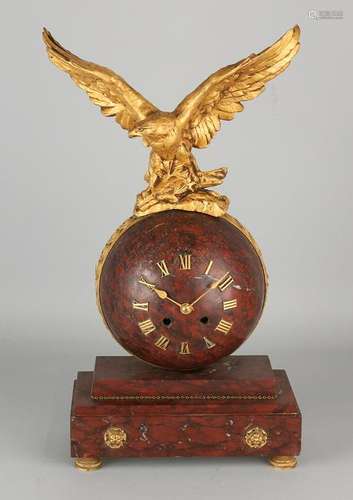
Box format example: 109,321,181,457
128,112,181,159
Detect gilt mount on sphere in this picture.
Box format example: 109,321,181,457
43,26,300,218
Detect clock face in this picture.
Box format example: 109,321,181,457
98,211,266,370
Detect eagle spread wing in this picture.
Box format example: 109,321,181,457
43,28,157,131
175,25,300,148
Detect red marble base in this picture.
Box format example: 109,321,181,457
91,355,277,399
70,356,301,466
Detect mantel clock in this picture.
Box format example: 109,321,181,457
43,25,302,471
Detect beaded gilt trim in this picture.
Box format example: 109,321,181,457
91,393,277,401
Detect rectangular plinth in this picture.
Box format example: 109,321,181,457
91,355,277,400
71,367,301,459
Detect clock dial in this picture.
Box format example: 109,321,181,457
98,210,266,370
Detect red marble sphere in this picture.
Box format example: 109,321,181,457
98,210,267,370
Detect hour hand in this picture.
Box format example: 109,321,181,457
138,277,181,307
138,276,166,297
138,276,157,290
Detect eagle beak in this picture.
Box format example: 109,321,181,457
128,128,141,138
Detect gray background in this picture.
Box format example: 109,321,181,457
1,1,352,498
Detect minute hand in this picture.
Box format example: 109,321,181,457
190,272,230,307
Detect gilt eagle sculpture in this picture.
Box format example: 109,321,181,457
43,26,300,217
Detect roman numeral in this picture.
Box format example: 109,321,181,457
138,319,156,336
154,335,170,350
179,342,191,355
215,319,233,335
132,301,149,311
217,274,234,292
179,254,191,270
203,336,216,349
204,260,214,275
223,299,237,310
156,260,170,277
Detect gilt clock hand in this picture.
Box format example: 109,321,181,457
190,271,230,307
138,277,183,308
155,289,194,315
155,289,183,308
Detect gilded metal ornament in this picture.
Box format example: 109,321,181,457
43,26,300,218
268,455,297,469
93,394,276,401
74,457,102,471
244,426,268,448
104,426,127,449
